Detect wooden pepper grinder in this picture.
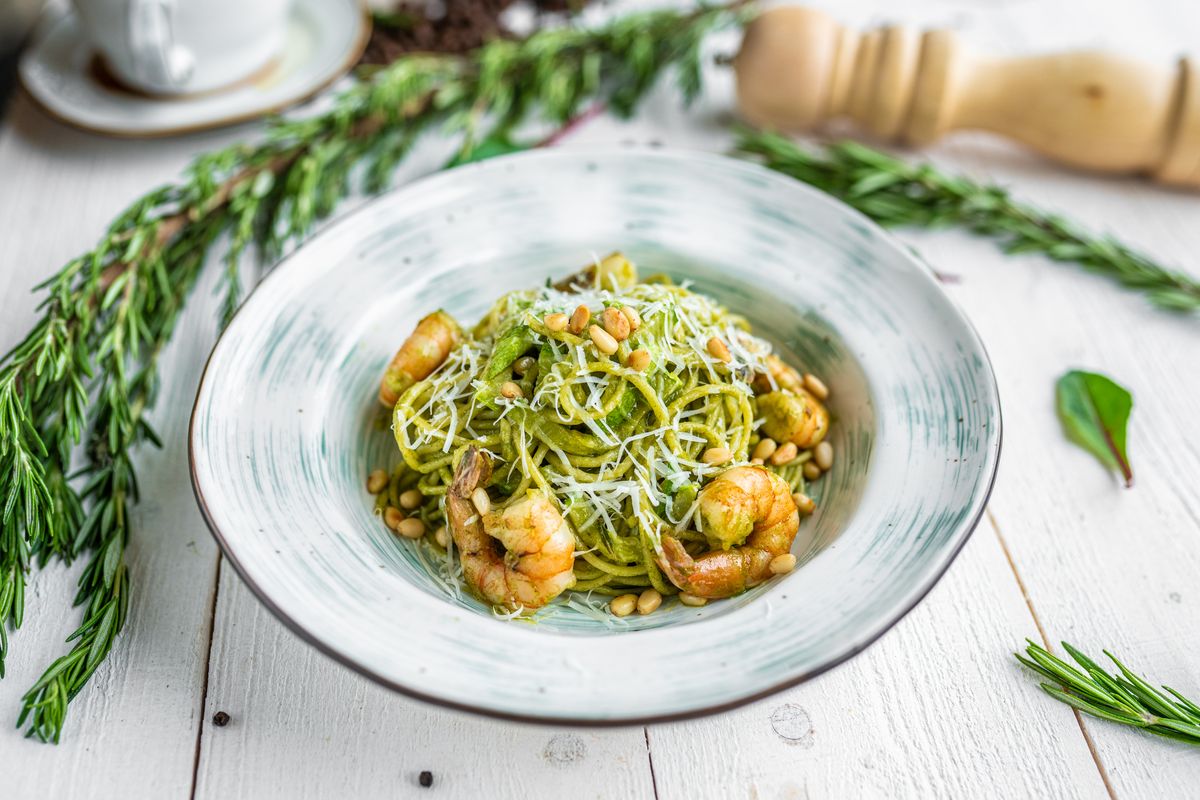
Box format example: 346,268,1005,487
734,6,1200,187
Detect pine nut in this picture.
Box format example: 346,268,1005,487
602,306,631,341
589,325,619,355
702,447,732,465
637,588,662,615
500,381,524,399
434,525,449,548
814,441,834,471
679,592,707,607
803,461,822,481
513,356,536,376
769,553,797,574
769,442,798,466
544,312,569,332
471,487,491,515
752,438,778,461
399,489,422,510
792,492,816,515
367,469,388,494
610,594,637,617
627,349,651,372
706,336,731,363
750,458,764,465
803,373,829,400
383,506,404,531
568,304,591,335
620,305,642,332
398,518,425,539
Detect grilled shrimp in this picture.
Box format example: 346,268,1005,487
447,447,576,610
378,310,462,407
757,389,829,449
658,466,799,598
752,354,804,395
552,252,638,292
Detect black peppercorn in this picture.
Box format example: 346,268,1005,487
212,711,230,727
418,771,433,788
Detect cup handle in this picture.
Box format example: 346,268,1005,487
128,0,194,90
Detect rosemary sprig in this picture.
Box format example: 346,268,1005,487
1018,641,1200,745
0,2,747,742
736,130,1200,313
16,213,225,743
7,0,1192,746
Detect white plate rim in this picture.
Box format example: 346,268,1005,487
188,145,1003,725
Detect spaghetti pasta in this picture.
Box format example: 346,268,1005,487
373,254,832,611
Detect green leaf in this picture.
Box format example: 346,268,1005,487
250,169,275,199
604,387,638,427
848,170,905,197
100,537,122,589
1055,370,1134,487
655,369,684,405
536,343,556,381
484,325,536,379
445,133,529,169
669,482,699,521
86,604,117,669
0,1,798,744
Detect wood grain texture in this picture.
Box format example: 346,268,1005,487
0,96,240,796
193,566,657,800
0,0,1198,797
879,4,1200,796
734,6,1200,186
921,141,1200,796
647,528,1109,800
600,2,1200,797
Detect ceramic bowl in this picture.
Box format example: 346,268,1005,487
190,147,1001,724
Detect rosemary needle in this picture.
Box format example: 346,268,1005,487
0,2,747,743
1017,640,1200,746
4,3,1195,746
737,130,1200,314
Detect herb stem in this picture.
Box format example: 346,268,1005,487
0,1,749,742
1018,641,1200,745
736,130,1200,313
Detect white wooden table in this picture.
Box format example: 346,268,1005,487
2,1,1199,797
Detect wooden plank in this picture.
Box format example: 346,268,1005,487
897,1,1200,795
635,1,1200,796
924,140,1200,796
647,513,1110,799
186,2,1114,796
0,96,238,797
1,0,1197,797
574,3,1114,796
192,566,658,800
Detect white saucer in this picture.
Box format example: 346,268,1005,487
19,0,369,137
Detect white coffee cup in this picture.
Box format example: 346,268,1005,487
71,0,292,95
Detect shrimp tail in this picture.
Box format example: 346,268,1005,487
657,536,706,593
446,447,493,572
658,536,772,599
447,447,575,611
658,467,799,599
450,446,492,499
